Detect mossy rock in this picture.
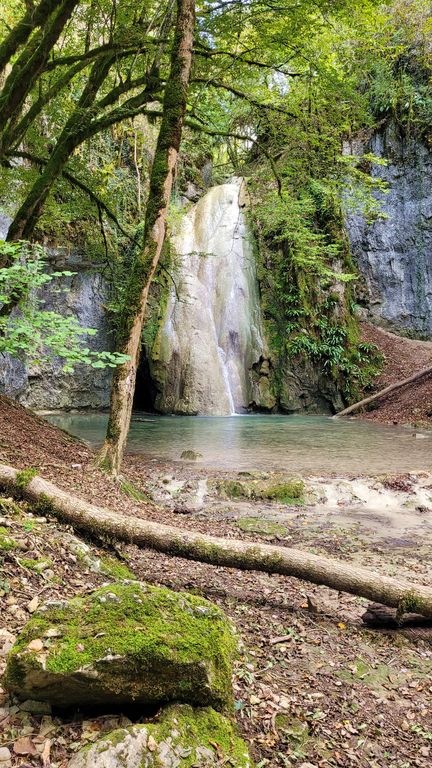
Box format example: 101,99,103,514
180,450,203,461
68,704,253,768
5,582,237,710
214,476,305,504
0,526,17,551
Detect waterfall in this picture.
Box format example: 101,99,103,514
151,178,265,415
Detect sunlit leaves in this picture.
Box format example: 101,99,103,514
0,240,129,372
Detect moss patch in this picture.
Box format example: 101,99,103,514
0,526,18,551
15,468,38,489
5,582,237,710
17,557,52,572
99,556,135,581
119,479,150,502
337,658,407,693
236,518,288,536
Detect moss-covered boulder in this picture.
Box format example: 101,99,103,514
68,704,253,768
4,583,237,710
214,475,305,504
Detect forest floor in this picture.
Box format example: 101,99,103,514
1,395,432,768
359,323,432,428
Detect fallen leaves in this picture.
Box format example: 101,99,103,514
13,736,37,756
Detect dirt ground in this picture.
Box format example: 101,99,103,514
1,395,432,768
359,323,432,428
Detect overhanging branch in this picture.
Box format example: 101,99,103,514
192,77,297,117
8,151,133,239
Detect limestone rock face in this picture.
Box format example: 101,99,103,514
346,122,432,338
0,247,112,409
4,583,237,709
68,704,253,768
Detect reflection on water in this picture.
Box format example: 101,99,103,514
44,412,432,474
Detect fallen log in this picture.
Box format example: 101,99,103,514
333,364,432,419
362,603,432,628
1,462,432,618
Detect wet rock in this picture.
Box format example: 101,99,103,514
148,179,266,416
180,450,203,461
5,582,237,710
68,704,253,768
0,252,112,409
214,475,305,503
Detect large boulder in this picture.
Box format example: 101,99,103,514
4,583,237,710
68,704,253,768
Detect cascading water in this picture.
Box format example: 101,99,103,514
151,178,266,415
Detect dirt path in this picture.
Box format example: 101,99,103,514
2,394,432,767
359,323,432,427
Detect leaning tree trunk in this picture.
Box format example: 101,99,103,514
1,462,431,618
99,0,196,476
0,0,79,146
5,55,114,246
0,0,66,76
333,365,432,419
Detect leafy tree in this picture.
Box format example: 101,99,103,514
0,240,128,371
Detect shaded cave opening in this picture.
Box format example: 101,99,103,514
133,354,158,413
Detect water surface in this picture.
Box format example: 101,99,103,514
45,412,432,474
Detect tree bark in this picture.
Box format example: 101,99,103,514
99,0,196,476
5,54,115,245
1,461,431,618
0,0,67,75
4,69,158,249
0,0,80,145
333,365,432,419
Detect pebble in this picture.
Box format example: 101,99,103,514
0,747,11,764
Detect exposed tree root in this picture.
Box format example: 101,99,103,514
1,462,432,618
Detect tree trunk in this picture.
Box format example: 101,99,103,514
99,0,196,476
4,55,115,246
0,0,79,145
333,365,432,419
1,461,432,618
0,0,66,75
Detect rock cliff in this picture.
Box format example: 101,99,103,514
346,123,432,338
0,215,112,409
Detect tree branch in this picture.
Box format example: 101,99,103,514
192,77,297,117
8,151,133,239
44,41,161,71
194,42,304,75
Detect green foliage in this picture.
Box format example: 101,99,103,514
0,526,18,551
0,240,129,372
361,1,432,136
15,468,38,489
